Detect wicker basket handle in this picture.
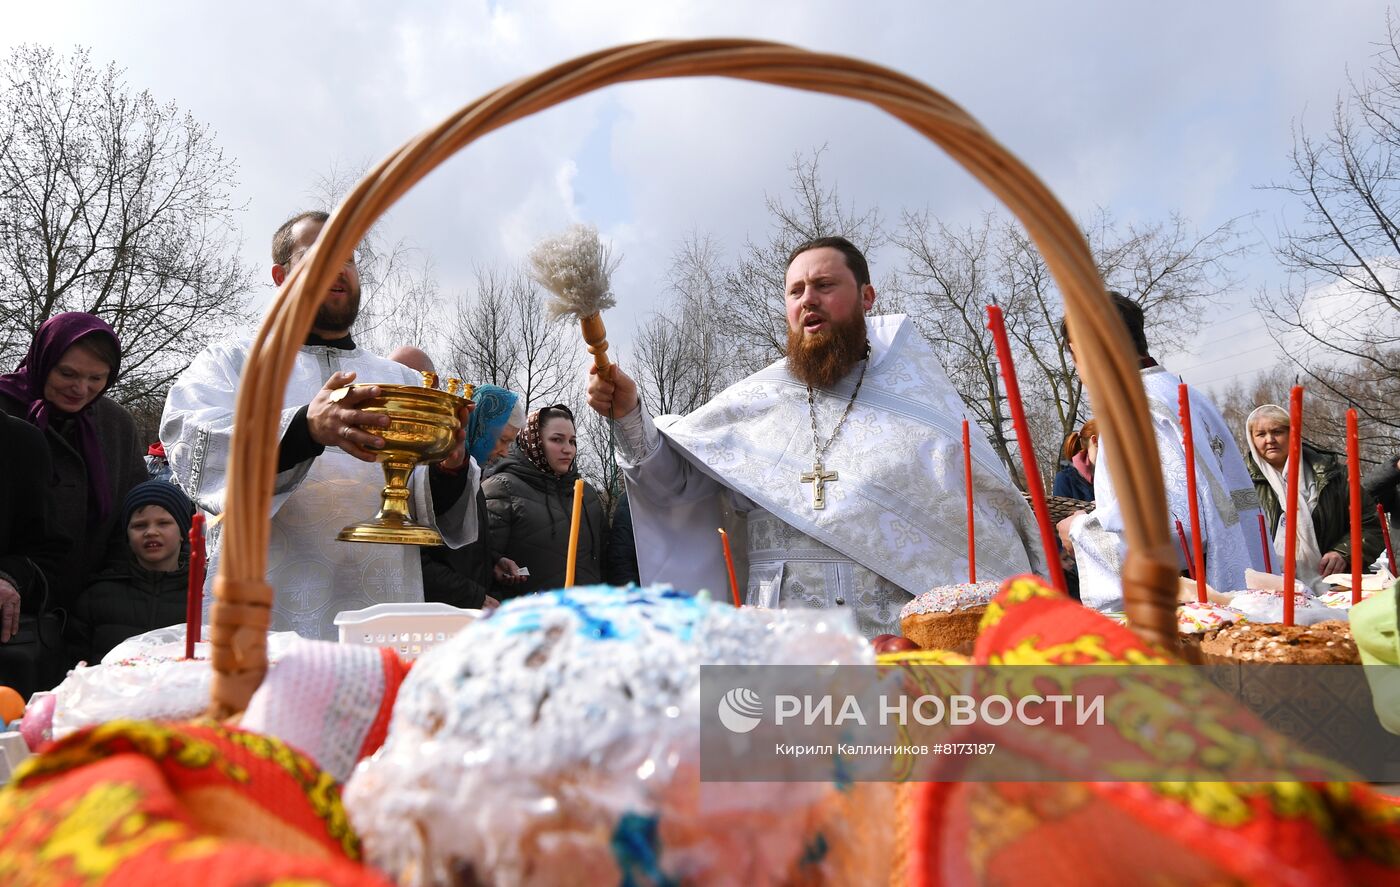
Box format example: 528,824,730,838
207,39,1179,718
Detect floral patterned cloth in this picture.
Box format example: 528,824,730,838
903,576,1400,887
0,720,392,886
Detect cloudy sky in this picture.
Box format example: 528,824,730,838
6,1,1393,392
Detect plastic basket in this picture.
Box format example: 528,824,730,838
333,602,481,659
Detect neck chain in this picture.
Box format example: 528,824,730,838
800,351,869,510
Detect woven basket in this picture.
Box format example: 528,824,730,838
1030,493,1095,525
205,38,1182,719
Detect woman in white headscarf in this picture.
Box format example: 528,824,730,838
1245,404,1382,580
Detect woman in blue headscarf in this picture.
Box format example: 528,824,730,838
421,385,527,609
465,385,525,468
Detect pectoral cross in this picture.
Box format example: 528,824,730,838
800,461,838,510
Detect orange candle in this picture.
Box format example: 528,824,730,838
962,419,976,583
1281,387,1303,626
1347,409,1363,605
718,528,741,607
1178,384,1208,603
985,306,1067,594
565,478,584,587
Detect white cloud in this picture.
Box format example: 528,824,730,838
3,0,1394,364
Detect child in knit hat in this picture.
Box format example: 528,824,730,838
69,480,196,663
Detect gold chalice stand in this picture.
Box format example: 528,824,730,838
335,377,471,546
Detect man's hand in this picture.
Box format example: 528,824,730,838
587,364,639,418
494,557,527,585
1056,511,1085,558
0,578,19,644
1319,551,1349,576
438,399,476,472
482,595,501,610
307,371,390,462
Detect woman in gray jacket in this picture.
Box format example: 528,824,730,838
482,404,607,599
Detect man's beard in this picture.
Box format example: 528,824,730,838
313,276,361,333
787,310,868,388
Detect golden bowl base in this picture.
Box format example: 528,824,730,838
337,517,443,546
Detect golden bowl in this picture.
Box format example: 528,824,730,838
335,382,469,546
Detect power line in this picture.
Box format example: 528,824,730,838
1170,341,1280,373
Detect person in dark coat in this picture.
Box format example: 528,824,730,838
0,313,146,617
1052,418,1097,503
1365,453,1400,534
1246,404,1383,577
70,481,194,665
0,411,70,694
483,404,607,599
604,492,640,586
419,384,528,608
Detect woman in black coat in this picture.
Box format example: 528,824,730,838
482,405,607,599
0,313,146,614
70,481,194,665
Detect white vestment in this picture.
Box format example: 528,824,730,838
615,314,1044,637
161,340,479,640
1071,365,1268,610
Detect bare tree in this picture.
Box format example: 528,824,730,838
507,272,573,412
1257,13,1400,447
894,208,1246,487
0,45,254,409
632,233,736,416
448,265,521,388
1090,209,1246,354
719,146,885,374
572,388,624,513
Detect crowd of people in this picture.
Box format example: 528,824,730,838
2,212,1398,696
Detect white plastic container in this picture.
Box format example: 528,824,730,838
334,602,482,659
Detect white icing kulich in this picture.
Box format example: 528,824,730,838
900,581,1002,619
344,584,875,885
1176,601,1244,635
1225,589,1335,626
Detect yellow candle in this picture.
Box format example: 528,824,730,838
565,478,584,587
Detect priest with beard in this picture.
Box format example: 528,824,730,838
160,211,479,640
586,236,1043,636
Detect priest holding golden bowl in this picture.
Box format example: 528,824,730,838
160,211,480,640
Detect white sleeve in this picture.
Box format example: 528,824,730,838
160,344,314,518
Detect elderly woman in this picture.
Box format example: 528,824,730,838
0,313,145,615
1245,403,1383,579
420,385,527,608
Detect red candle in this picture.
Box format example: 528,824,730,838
1175,520,1196,582
186,513,206,659
1380,504,1397,576
718,528,741,607
1346,409,1363,605
962,419,976,583
985,305,1067,594
1257,513,1273,573
1281,387,1303,626
1178,384,1208,603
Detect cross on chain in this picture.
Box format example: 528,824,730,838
800,461,839,510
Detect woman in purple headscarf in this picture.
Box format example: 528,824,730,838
0,313,146,621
